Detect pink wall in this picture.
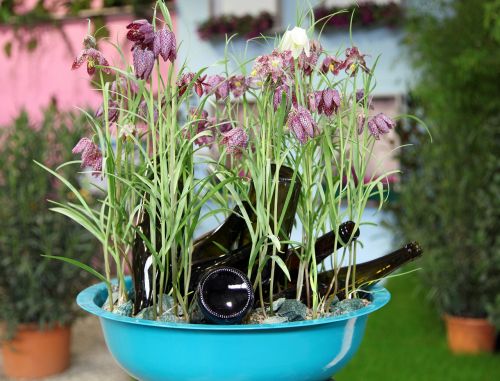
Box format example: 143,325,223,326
0,9,176,126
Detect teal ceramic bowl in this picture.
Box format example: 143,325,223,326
77,279,390,381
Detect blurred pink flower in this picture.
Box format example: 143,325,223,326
203,75,229,100
367,113,395,140
221,127,248,154
357,113,366,135
229,75,248,98
287,106,317,144
273,83,292,111
95,100,119,123
72,138,103,176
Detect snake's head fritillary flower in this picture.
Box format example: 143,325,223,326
298,39,321,75
280,27,310,59
72,34,111,76
72,138,103,177
312,89,341,116
320,55,344,76
133,47,155,80
126,20,155,47
177,72,207,97
252,50,294,84
229,75,248,98
95,100,119,123
343,47,370,76
204,75,229,100
286,106,317,144
367,113,395,140
221,127,249,154
153,28,177,62
111,77,139,97
273,84,291,111
357,113,366,135
355,89,374,109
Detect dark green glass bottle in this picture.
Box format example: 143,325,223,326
132,164,300,313
277,241,423,302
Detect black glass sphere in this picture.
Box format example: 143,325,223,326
197,266,254,325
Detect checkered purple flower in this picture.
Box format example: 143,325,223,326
72,35,111,76
221,127,249,154
286,106,318,144
133,47,155,80
203,75,230,100
229,75,248,98
273,83,292,111
367,113,395,140
311,89,341,116
72,138,103,176
320,55,344,75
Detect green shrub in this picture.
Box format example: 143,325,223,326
0,104,98,337
393,0,500,318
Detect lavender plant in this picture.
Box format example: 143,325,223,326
45,2,401,321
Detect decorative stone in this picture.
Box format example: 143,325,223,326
113,300,133,317
158,295,183,316
275,299,307,322
158,311,183,323
188,298,208,324
271,298,286,312
262,315,289,324
329,298,368,317
135,306,156,320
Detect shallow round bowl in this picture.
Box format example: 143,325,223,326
77,280,390,381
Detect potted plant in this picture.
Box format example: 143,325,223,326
0,105,98,379
393,0,500,354
45,2,423,380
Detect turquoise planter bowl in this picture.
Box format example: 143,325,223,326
77,279,390,381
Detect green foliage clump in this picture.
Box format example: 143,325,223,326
0,104,98,337
394,0,500,318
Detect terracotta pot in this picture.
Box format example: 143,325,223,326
444,314,496,354
1,324,71,379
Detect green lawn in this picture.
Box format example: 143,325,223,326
336,272,500,381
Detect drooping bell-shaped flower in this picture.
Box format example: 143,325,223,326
252,49,294,84
286,106,317,144
72,35,111,76
343,46,370,76
298,39,321,75
229,75,248,98
273,84,292,111
72,137,103,176
126,20,155,47
95,99,119,123
320,55,344,76
355,89,374,109
221,127,249,154
367,113,395,140
153,28,176,62
280,27,310,59
133,47,155,80
177,72,206,97
204,75,229,100
311,89,341,116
